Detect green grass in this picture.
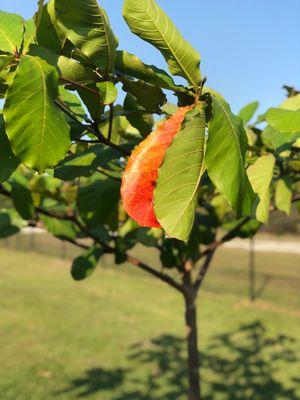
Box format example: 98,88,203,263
0,245,299,399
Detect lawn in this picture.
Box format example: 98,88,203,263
0,245,299,399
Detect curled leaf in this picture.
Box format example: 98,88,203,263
121,106,192,227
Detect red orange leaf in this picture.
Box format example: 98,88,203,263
121,106,192,227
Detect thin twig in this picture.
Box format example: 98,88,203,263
59,77,99,95
56,98,130,157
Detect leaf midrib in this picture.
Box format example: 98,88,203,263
31,57,47,170
143,0,197,87
167,150,205,239
0,26,17,53
214,96,246,198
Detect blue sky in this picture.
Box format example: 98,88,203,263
0,0,299,114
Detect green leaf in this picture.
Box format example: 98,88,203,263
0,211,20,238
161,103,178,116
288,160,300,172
247,154,275,223
123,0,201,87
136,227,162,247
245,127,257,147
0,54,15,71
0,11,24,54
275,177,292,215
123,93,154,136
23,19,37,54
35,0,45,30
154,107,206,242
223,217,261,239
58,87,87,140
29,45,97,84
266,108,300,134
206,94,255,217
0,114,19,182
55,144,122,181
4,55,71,171
120,76,166,113
261,126,300,151
35,0,65,54
238,101,259,125
55,0,118,72
280,94,300,111
77,176,120,228
59,86,86,119
77,83,104,123
99,107,139,144
71,245,104,280
11,174,34,220
115,50,186,92
97,81,118,105
40,215,78,240
0,55,16,98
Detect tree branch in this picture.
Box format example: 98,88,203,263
0,185,183,293
55,98,130,158
194,250,216,290
59,77,99,95
194,192,300,289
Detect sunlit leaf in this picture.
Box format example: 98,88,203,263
35,0,45,29
206,94,255,217
4,55,70,171
154,107,205,242
261,126,300,151
123,0,201,87
238,101,259,125
55,0,118,72
29,45,97,84
23,19,36,53
121,106,191,228
280,94,300,111
0,11,24,54
275,177,292,215
97,81,118,105
36,0,65,54
115,50,186,92
247,154,275,223
40,215,78,240
266,108,300,134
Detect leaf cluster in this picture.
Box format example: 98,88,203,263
0,1,299,281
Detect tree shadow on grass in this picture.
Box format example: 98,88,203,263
57,321,300,399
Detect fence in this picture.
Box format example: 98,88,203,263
0,229,81,260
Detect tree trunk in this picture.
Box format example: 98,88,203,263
184,290,201,400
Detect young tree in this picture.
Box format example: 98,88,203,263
0,1,299,399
